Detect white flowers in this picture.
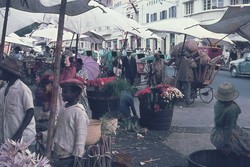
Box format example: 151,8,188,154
161,87,184,100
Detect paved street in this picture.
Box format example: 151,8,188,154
132,68,250,160
136,67,250,128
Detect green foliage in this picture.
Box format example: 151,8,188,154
102,78,133,97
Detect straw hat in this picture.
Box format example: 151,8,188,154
214,82,239,101
0,56,22,77
59,78,84,89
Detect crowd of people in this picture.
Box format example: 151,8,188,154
1,43,250,166
0,47,142,166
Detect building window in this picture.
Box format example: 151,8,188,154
217,0,224,7
243,0,250,4
230,0,239,5
160,10,167,20
146,39,150,49
212,0,223,9
150,13,157,22
204,0,211,10
204,0,224,10
146,13,149,23
170,33,175,50
185,1,194,15
169,6,177,18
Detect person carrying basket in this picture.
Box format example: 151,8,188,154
175,51,197,107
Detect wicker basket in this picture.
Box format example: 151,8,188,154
86,119,101,146
101,118,118,135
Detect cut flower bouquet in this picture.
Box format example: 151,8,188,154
86,77,133,97
135,84,184,112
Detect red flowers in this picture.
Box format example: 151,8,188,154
136,84,184,112
135,87,151,97
76,76,86,85
86,77,115,89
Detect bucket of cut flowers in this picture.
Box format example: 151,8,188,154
135,84,184,130
86,77,132,119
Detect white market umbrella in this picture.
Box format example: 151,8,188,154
0,8,45,41
228,34,249,42
0,0,94,16
0,0,95,60
44,1,153,39
126,18,160,40
31,27,75,41
32,27,105,44
200,5,250,41
5,33,33,47
81,30,106,43
144,17,233,45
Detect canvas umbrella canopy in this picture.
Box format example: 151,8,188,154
126,18,160,40
228,34,248,42
0,0,94,60
5,33,33,48
81,30,106,43
78,55,100,80
44,1,150,39
0,0,94,16
31,27,75,41
200,4,250,41
144,17,233,45
32,26,105,44
0,8,45,41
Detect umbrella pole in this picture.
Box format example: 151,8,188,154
0,0,11,60
69,32,75,50
75,34,79,60
45,0,67,159
122,32,128,50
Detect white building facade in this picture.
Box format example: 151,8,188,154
97,0,250,54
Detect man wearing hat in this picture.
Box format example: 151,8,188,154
211,82,250,157
0,56,36,146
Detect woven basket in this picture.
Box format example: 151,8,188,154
86,119,101,146
101,118,118,135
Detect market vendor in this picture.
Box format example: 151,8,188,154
211,82,250,157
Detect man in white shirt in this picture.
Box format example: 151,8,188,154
0,57,36,146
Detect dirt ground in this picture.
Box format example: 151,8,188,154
112,127,188,167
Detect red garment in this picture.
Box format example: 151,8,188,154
59,66,76,82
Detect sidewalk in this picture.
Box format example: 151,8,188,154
111,92,216,167
113,125,215,167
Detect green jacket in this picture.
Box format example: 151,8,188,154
213,100,241,144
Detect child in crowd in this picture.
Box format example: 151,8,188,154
38,78,89,167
